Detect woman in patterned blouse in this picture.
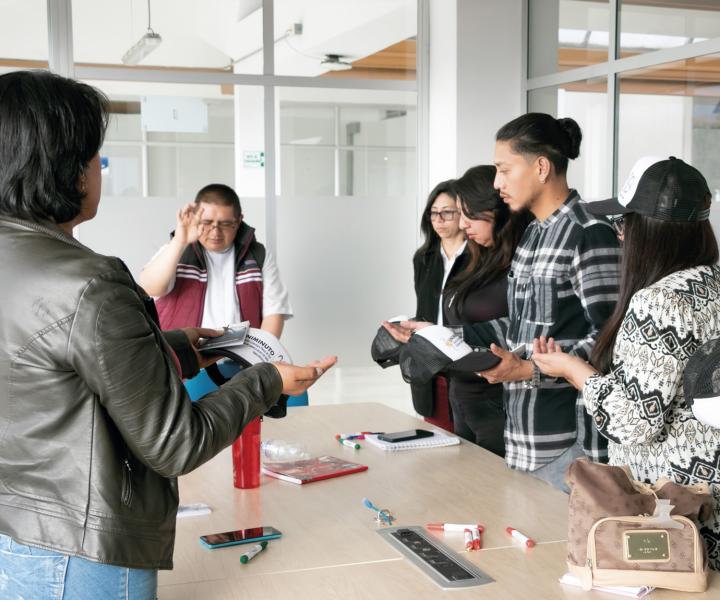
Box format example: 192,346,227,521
532,156,720,570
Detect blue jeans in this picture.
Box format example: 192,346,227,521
0,533,157,599
528,442,585,493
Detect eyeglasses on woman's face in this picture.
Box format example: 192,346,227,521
609,215,624,237
429,209,458,222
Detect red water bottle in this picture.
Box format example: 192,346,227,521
232,416,261,489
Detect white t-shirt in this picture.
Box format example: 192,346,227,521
148,244,293,329
437,241,467,327
201,245,240,329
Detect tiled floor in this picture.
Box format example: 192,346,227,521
308,366,416,416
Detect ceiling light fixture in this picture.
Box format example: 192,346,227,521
122,0,162,65
320,54,352,72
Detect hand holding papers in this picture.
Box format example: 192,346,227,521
198,321,250,351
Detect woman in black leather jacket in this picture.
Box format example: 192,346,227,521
0,70,335,600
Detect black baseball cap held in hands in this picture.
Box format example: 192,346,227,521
587,156,711,222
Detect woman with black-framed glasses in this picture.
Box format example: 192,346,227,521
383,167,532,455
382,180,467,432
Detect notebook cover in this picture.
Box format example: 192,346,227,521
262,455,368,484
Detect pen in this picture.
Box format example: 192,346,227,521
506,526,535,548
336,431,384,439
426,522,485,533
339,438,361,449
239,541,268,564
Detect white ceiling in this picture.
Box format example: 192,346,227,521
0,0,417,76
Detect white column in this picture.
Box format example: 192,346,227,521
427,0,458,189
47,0,74,77
455,0,525,173
427,0,525,186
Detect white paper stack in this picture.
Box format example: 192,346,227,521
176,503,212,519
559,573,654,598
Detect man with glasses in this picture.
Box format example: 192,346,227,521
140,184,292,337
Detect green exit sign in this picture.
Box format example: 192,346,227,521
243,150,265,168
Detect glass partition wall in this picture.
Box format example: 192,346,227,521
527,0,720,211
18,0,421,368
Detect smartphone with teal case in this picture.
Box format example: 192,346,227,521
199,526,282,549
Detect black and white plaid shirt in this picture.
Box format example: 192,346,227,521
466,191,621,471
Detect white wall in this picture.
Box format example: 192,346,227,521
273,87,418,367
456,0,524,172
76,195,185,279
428,0,524,184
427,0,457,187
277,193,416,365
617,94,692,184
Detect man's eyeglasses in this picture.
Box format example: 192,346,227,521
199,220,238,231
429,209,458,222
609,215,624,236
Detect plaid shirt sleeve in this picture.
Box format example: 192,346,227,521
566,222,621,361
463,317,510,350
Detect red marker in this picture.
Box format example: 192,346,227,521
464,529,474,551
427,522,485,533
471,527,482,550
506,526,535,548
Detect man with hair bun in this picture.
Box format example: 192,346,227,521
140,183,292,336
468,113,621,492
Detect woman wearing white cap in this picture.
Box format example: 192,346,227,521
532,156,720,570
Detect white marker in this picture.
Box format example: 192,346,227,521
506,526,535,548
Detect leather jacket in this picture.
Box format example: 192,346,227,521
0,216,283,569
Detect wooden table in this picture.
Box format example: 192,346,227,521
158,403,718,599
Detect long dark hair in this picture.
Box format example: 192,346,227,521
591,207,719,374
445,165,531,308
414,179,458,259
496,112,581,175
0,71,109,224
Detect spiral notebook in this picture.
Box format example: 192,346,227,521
365,431,461,452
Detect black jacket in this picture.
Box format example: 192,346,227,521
410,244,468,416
0,216,283,569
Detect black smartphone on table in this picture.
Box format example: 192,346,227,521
199,526,282,549
377,429,435,443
